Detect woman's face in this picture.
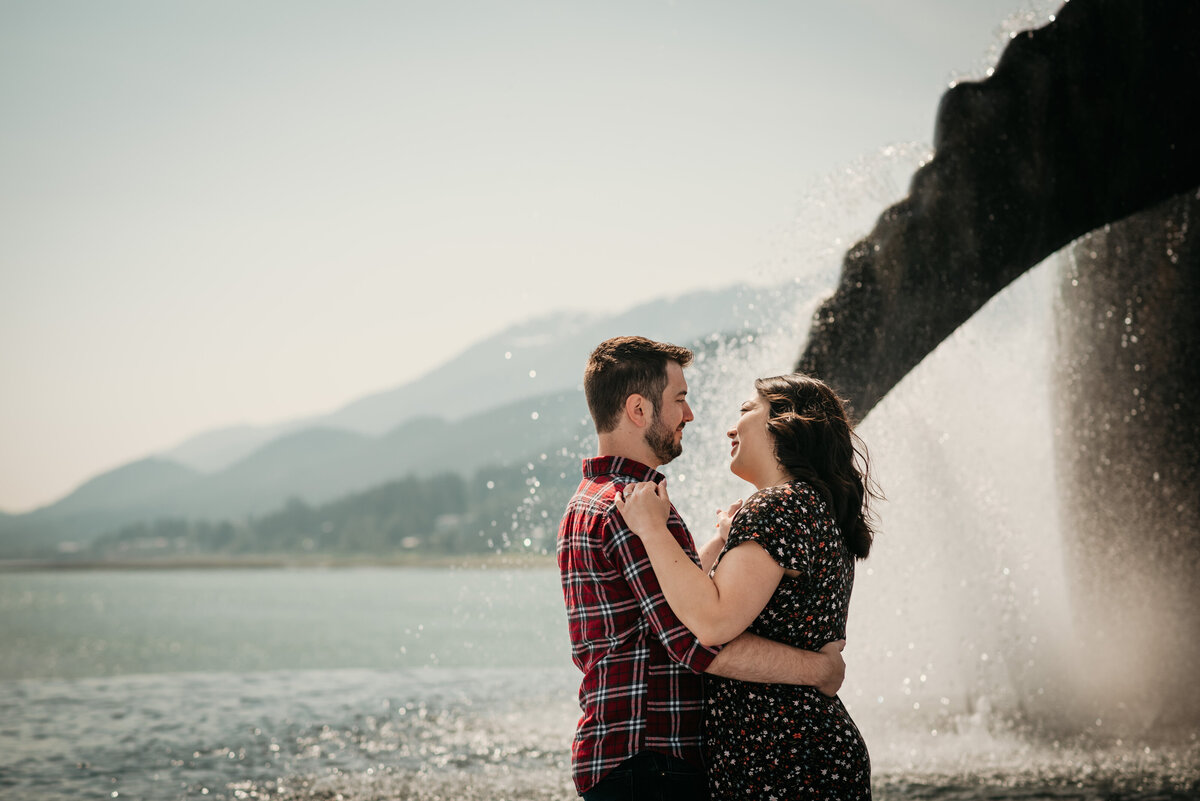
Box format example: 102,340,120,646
727,391,778,485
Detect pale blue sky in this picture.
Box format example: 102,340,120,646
0,0,1055,512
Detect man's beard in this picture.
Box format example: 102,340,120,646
645,412,683,465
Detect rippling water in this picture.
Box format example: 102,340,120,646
1,667,579,800
1,568,1196,800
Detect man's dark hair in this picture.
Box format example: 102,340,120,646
584,336,693,434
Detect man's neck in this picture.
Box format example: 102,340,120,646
596,435,660,471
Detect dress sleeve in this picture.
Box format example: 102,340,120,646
725,484,813,574
603,509,722,672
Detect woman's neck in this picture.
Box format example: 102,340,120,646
753,465,794,491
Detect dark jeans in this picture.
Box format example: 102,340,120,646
581,750,709,801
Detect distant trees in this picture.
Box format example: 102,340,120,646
88,457,577,560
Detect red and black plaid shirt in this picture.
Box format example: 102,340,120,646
557,456,721,794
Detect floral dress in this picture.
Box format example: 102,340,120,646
704,480,871,800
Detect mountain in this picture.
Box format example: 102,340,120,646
0,281,800,557
48,458,200,514
0,458,201,557
160,284,768,472
0,387,594,556
155,388,592,520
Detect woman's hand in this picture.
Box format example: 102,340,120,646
714,498,744,542
613,480,672,538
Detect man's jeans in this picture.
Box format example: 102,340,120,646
581,750,709,801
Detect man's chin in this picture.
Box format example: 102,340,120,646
645,423,683,465
656,445,683,465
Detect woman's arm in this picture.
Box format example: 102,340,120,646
697,535,724,574
615,481,783,647
697,498,743,573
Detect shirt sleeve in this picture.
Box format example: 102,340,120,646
725,484,813,575
602,508,721,673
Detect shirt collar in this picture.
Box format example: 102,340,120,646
582,455,664,484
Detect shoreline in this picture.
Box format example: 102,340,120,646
0,551,558,572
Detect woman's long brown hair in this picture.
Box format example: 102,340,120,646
754,374,880,559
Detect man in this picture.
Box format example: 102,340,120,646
558,335,847,800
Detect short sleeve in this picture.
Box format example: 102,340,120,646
725,483,818,574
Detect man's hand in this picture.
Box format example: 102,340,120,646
816,640,846,697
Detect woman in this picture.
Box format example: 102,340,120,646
615,373,877,799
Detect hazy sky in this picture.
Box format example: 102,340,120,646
0,0,1054,512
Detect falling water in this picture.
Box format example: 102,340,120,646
662,146,1200,796
5,4,1198,797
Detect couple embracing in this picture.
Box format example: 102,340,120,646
557,336,877,800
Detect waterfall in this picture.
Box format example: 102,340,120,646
662,146,1198,791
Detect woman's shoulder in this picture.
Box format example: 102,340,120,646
727,483,825,561
743,480,825,510
786,479,829,507
733,483,806,526
739,480,837,534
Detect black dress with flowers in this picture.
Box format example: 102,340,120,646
704,480,871,800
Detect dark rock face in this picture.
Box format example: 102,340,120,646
797,0,1200,417
795,0,1200,723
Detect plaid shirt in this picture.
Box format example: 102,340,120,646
557,456,721,794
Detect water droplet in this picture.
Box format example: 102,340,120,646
504,352,512,360
530,411,539,420
529,370,537,378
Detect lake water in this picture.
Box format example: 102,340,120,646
1,567,1197,800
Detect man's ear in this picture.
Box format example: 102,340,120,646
624,393,650,429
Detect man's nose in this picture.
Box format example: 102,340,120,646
683,402,695,423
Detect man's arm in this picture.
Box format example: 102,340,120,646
706,634,846,697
